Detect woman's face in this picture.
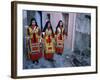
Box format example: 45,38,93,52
32,20,36,26
59,21,63,26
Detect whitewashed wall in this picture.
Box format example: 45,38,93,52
42,12,63,31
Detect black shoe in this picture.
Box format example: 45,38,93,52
57,53,62,55
48,59,55,62
36,60,39,63
32,61,35,64
35,60,39,65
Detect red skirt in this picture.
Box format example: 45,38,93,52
30,52,42,61
56,47,63,54
44,53,53,60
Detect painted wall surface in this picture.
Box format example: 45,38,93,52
66,13,76,50
42,12,63,31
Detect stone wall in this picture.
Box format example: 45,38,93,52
74,13,91,52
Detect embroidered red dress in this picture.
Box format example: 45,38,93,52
27,26,42,61
55,27,64,55
43,28,55,60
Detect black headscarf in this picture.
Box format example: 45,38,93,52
29,18,38,27
43,21,54,35
55,20,63,34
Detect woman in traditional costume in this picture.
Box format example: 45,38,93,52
42,21,55,61
55,20,65,55
26,18,42,64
